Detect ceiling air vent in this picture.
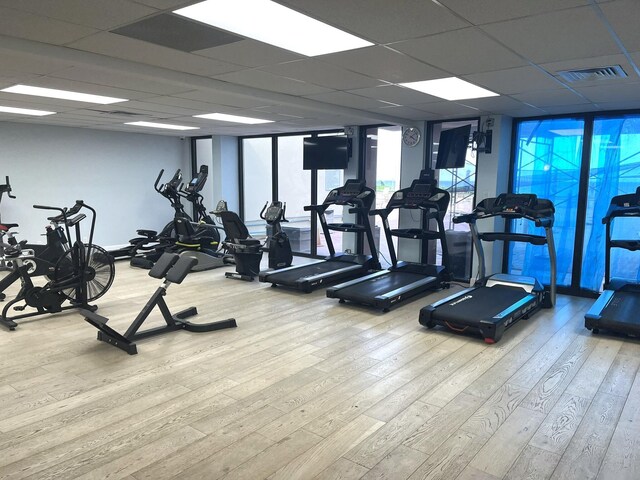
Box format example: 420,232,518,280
557,65,627,83
87,109,144,117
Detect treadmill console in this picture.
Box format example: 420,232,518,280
495,193,537,212
324,180,373,208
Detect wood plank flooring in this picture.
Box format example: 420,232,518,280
0,260,639,480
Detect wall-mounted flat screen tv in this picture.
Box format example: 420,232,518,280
435,124,471,169
303,136,350,170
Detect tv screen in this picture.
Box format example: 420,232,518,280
435,124,471,169
303,136,349,170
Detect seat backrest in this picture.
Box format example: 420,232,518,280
217,210,250,241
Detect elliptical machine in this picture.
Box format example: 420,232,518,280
0,176,17,271
0,200,115,330
262,201,293,270
128,169,188,268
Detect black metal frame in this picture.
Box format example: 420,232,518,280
505,108,640,298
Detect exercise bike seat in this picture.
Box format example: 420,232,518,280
149,253,180,279
0,223,18,230
165,256,198,284
136,229,158,238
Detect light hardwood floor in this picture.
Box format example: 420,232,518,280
0,260,639,480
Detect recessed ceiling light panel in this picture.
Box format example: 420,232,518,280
1,85,128,104
174,0,373,56
400,77,499,101
125,121,199,130
194,112,274,124
0,106,56,116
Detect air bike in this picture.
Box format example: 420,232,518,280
585,187,640,337
419,193,556,343
0,200,115,330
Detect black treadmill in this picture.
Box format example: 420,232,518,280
259,179,380,293
419,193,557,344
326,170,451,311
585,187,640,337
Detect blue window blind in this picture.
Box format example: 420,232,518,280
581,115,640,290
509,118,584,287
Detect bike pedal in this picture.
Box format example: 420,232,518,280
13,305,25,311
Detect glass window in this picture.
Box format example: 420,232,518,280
581,115,640,290
509,118,584,287
364,126,401,267
431,120,478,281
242,137,272,236
316,169,345,256
277,135,312,254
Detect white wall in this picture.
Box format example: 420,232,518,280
0,122,189,248
473,115,513,277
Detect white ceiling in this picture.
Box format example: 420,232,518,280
0,0,638,136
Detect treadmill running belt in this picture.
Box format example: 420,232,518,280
601,291,640,324
339,272,427,299
436,285,531,323
268,260,355,283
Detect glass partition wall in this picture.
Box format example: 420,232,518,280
240,129,352,257
509,112,640,295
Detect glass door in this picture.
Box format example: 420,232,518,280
363,126,402,267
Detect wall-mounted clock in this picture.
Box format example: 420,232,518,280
402,126,421,147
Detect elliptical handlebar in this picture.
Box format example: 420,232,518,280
1,176,16,199
153,169,165,193
259,202,269,220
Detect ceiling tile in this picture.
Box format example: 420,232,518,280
170,90,273,109
68,32,243,77
259,60,381,90
575,82,640,103
304,91,390,110
129,0,194,10
413,101,480,117
318,46,447,83
512,88,591,107
276,0,470,43
376,105,434,121
438,0,589,25
481,6,621,63
600,0,640,52
214,70,333,96
195,40,303,68
542,104,600,115
495,105,546,118
392,27,527,75
594,100,640,111
0,6,98,44
0,52,74,76
0,0,158,30
462,66,563,94
49,66,194,95
456,95,527,113
346,85,438,106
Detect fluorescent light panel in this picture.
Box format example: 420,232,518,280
194,113,273,124
125,121,199,131
400,77,499,101
1,85,127,104
0,106,56,116
174,0,373,56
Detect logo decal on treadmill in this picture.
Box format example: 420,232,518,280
450,295,473,306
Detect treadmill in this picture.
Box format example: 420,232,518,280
326,170,451,311
259,179,380,293
585,187,640,337
419,193,556,344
